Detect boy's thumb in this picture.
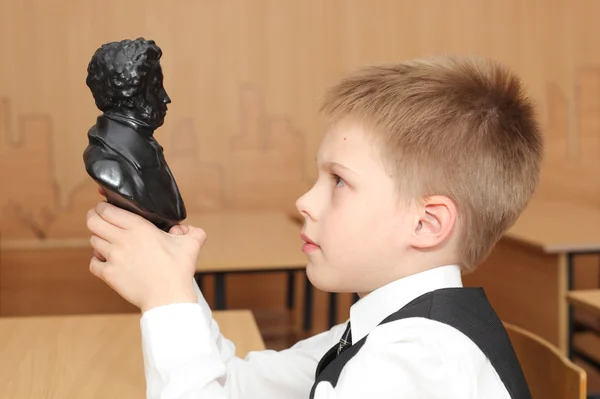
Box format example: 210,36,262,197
169,224,189,235
169,224,207,247
186,225,207,246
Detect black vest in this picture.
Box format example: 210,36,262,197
310,287,532,399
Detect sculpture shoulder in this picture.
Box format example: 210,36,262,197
83,146,142,197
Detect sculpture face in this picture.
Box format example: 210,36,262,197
86,38,172,129
140,62,172,127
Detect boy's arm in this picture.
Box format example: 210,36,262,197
141,281,345,399
141,302,229,398
85,202,340,398
189,279,237,364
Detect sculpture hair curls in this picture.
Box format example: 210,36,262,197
86,37,162,111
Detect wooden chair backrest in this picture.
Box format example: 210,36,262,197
503,322,586,399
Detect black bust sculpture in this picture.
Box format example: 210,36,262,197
83,38,186,231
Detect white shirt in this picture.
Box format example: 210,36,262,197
140,265,510,398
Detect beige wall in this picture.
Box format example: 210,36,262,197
1,1,599,328
1,0,600,240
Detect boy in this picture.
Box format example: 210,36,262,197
86,54,542,398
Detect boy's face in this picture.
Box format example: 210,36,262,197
296,121,417,294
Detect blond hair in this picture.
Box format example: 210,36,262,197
320,55,543,271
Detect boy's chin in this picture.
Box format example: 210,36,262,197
305,262,333,292
305,262,352,293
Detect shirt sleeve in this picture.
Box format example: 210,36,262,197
140,278,344,399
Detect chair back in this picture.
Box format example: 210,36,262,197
504,322,586,399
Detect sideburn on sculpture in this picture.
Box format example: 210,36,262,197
83,38,186,232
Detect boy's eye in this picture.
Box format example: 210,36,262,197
332,174,345,188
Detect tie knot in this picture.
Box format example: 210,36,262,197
337,322,352,356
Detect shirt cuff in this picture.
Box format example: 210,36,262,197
141,303,215,371
140,303,229,398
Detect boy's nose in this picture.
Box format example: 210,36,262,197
295,192,314,221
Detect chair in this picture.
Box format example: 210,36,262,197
503,321,587,399
566,289,600,397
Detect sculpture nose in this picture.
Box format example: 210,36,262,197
163,91,171,104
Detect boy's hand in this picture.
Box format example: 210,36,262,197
86,201,206,313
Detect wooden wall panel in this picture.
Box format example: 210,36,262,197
0,245,336,336
0,246,138,316
1,0,600,240
1,1,600,328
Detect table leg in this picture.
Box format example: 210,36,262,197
567,252,575,360
194,272,204,292
286,271,295,310
568,251,600,374
214,272,226,310
303,274,313,332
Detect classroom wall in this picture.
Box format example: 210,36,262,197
2,0,600,240
1,0,599,322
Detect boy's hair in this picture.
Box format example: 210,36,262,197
320,55,543,271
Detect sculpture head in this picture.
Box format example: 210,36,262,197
86,37,171,129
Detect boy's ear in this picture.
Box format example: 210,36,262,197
411,195,457,249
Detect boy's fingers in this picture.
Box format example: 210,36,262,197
89,256,107,281
95,201,144,230
97,186,107,197
93,249,106,262
86,208,122,243
90,234,112,261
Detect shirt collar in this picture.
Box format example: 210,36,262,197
349,264,463,342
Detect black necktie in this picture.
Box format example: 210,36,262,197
337,322,352,356
314,321,353,380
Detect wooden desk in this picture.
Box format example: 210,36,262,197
0,310,265,399
463,199,600,359
0,211,306,273
506,200,600,253
189,211,306,272
0,239,89,251
185,211,312,330
567,290,600,317
0,211,314,330
0,211,305,267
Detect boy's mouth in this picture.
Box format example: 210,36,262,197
300,233,317,245
300,233,320,253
